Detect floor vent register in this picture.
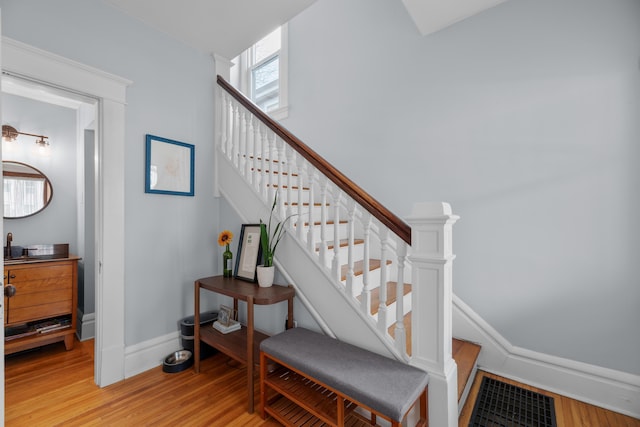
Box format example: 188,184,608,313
469,376,557,427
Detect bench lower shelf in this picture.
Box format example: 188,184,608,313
266,394,377,427
262,359,381,427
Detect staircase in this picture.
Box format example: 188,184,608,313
215,75,480,426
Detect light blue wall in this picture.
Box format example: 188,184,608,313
284,0,640,374
2,94,78,252
1,0,220,345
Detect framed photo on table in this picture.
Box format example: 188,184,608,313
218,305,236,327
234,224,263,282
145,134,195,196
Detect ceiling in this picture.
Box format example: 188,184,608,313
103,0,508,59
402,0,509,36
103,0,317,59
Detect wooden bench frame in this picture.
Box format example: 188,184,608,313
260,350,428,427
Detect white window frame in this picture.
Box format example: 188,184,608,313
236,24,289,120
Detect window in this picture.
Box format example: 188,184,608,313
233,24,288,120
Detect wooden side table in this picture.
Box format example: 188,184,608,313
194,275,295,413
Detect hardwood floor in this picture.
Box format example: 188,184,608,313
5,338,279,426
459,370,640,427
7,339,638,426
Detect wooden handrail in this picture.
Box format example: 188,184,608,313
217,75,411,245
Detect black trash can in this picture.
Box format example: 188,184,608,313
180,311,218,360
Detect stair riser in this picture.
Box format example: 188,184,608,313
369,293,412,328
294,222,349,242
316,245,366,270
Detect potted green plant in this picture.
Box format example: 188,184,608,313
257,195,293,287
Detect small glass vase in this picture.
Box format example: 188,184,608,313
223,244,233,277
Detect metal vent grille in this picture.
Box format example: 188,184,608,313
469,376,557,427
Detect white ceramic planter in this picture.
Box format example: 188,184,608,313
256,265,275,287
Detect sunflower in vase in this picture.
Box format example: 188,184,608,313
218,230,234,277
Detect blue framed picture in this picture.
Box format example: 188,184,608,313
145,134,194,196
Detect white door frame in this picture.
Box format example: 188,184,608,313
2,37,131,387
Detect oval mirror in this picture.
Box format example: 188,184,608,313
3,161,53,219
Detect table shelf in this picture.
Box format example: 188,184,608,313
194,276,295,414
199,324,268,366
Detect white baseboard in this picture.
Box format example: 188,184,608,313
453,294,640,419
76,309,95,341
124,331,181,379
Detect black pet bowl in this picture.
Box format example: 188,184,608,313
162,350,193,373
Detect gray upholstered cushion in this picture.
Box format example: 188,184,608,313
260,327,429,421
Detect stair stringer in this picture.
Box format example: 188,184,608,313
452,294,640,419
217,149,403,360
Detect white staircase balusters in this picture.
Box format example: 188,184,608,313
231,103,240,168
251,117,261,191
219,92,230,156
345,200,356,296
238,111,247,177
245,116,254,184
285,145,296,227
360,214,372,316
331,189,342,283
260,125,269,199
377,228,390,333
276,137,287,220
268,133,277,202
306,168,316,252
395,239,408,358
295,157,306,242
319,177,329,266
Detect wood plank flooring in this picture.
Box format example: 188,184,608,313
5,338,279,426
8,338,637,426
459,370,640,427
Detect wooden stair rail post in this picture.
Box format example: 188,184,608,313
406,202,459,427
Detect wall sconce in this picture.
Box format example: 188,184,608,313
3,124,50,146
2,125,50,157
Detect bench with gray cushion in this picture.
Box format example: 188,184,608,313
260,327,429,426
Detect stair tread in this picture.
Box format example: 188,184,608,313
285,202,328,207
267,183,309,191
360,282,411,315
316,239,365,251
301,219,348,227
340,259,392,281
453,338,481,402
251,168,297,176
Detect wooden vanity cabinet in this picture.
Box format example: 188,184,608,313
4,257,79,355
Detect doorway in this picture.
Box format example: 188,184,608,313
2,37,130,388
2,73,97,340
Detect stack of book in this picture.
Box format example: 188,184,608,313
212,319,241,334
5,317,71,341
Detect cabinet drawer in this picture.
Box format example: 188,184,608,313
8,264,72,285
11,288,72,309
12,277,72,294
7,300,72,325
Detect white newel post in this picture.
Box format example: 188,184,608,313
406,202,459,427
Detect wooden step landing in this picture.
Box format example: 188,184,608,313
388,313,481,402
